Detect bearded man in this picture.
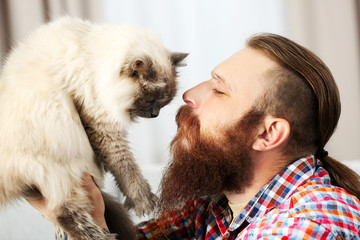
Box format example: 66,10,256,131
29,33,360,239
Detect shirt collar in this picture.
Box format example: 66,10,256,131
211,155,320,231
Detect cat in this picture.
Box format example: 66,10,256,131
0,17,187,240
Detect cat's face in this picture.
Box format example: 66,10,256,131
121,52,188,119
88,25,188,124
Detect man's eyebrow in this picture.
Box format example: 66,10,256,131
211,70,232,91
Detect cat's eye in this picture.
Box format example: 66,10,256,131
145,97,154,102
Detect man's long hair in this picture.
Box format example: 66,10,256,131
247,33,360,199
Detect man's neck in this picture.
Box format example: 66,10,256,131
225,151,287,204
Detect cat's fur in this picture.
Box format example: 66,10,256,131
0,17,187,240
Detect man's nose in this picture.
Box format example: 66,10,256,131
182,89,196,108
182,82,206,108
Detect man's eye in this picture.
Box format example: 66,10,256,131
213,88,225,95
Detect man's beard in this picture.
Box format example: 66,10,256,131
157,105,265,213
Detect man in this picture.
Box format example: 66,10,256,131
29,33,360,239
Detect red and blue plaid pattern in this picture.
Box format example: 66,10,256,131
136,156,360,239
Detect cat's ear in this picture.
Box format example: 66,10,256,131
123,55,152,78
131,56,152,76
170,52,188,67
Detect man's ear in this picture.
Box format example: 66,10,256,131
252,116,290,152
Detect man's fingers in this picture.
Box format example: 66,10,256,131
82,173,99,191
26,196,56,222
81,173,107,228
82,173,92,183
26,197,46,211
27,174,102,225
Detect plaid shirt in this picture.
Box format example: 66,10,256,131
136,156,360,239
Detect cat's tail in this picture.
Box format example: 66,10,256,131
102,191,136,240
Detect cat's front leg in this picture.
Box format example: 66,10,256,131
91,128,158,217
106,139,158,216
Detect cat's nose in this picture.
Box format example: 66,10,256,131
150,107,160,118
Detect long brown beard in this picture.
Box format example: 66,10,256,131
157,105,265,213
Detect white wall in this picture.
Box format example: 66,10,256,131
286,0,360,161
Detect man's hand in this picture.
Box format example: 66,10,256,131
81,174,107,229
26,193,57,223
26,174,108,229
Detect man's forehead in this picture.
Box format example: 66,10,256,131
213,47,278,87
223,47,277,69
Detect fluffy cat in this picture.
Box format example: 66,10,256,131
0,17,187,240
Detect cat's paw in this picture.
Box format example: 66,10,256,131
104,234,118,240
124,192,158,217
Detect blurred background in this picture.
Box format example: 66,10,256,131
0,0,359,239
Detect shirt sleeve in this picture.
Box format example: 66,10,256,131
240,217,338,240
242,217,337,240
136,199,202,240
243,183,360,240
